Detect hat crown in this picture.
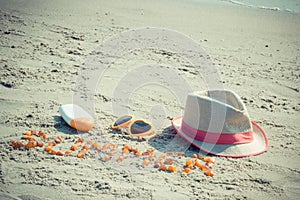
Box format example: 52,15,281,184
182,90,252,134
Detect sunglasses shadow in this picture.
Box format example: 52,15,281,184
110,128,146,142
148,126,201,157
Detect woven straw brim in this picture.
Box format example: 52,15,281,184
172,116,269,158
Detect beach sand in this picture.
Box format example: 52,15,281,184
0,0,299,199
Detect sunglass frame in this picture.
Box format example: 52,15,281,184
112,115,154,137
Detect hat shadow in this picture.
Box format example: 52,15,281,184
148,126,205,157
53,115,83,135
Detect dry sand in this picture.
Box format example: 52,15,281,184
0,0,299,199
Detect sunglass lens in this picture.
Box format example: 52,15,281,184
114,115,132,126
130,121,151,134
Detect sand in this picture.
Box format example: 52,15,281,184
0,0,299,199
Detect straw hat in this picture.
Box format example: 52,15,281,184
172,90,269,158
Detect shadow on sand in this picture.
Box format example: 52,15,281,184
53,115,82,135
148,126,204,157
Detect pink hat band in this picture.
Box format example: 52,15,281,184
181,119,254,145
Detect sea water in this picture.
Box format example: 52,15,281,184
185,0,300,13
222,0,300,13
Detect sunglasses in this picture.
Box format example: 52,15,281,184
111,115,154,139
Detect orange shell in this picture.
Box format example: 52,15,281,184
25,131,33,136
186,159,194,167
159,164,167,171
55,136,63,144
25,141,37,149
195,160,204,168
38,131,44,136
123,148,129,155
83,144,91,150
143,159,150,166
80,149,87,153
201,164,211,172
11,141,17,147
124,145,132,151
187,164,194,169
168,165,177,172
70,144,77,151
117,156,124,162
142,148,155,156
48,141,56,147
21,135,31,140
203,157,215,164
45,146,52,152
49,149,57,155
26,130,36,136
12,141,25,149
77,138,84,143
28,137,37,141
65,150,72,155
104,156,111,161
17,141,25,148
21,135,36,141
56,151,65,156
204,170,214,177
42,134,48,140
77,152,85,158
37,141,44,147
182,168,191,173
131,147,139,153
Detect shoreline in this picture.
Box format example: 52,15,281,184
213,0,300,13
